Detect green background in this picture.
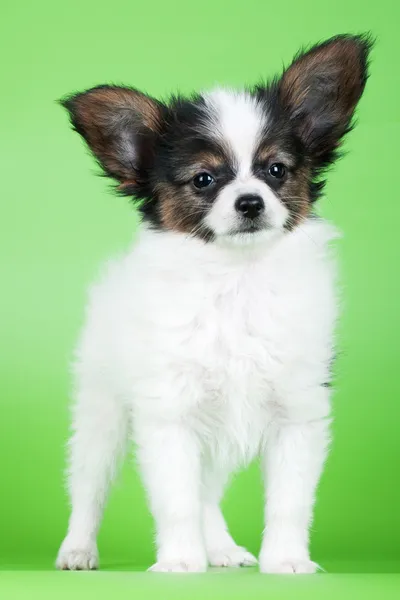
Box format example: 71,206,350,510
1,0,399,597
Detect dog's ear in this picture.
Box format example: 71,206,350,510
61,85,167,189
277,34,373,163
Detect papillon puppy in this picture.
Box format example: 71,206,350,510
56,34,371,574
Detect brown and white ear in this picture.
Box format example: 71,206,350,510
61,85,166,188
278,34,373,161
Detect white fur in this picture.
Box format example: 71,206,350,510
56,217,339,573
202,89,288,236
203,89,265,171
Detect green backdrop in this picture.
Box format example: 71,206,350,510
1,0,399,598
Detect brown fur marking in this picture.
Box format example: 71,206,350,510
65,86,164,182
255,144,295,168
76,87,163,133
279,165,312,228
156,182,206,234
281,38,366,116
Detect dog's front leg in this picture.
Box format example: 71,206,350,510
259,387,331,574
136,420,207,573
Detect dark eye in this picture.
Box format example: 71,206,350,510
268,163,286,179
193,172,215,189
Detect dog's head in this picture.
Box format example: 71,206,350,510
62,34,372,244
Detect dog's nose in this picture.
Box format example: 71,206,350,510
235,194,264,219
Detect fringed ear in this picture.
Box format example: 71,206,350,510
61,85,166,189
277,34,373,164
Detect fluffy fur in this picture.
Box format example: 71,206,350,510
56,34,371,573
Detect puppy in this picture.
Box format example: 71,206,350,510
56,34,371,573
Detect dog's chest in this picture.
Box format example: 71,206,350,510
165,265,289,462
192,269,282,384
123,226,335,460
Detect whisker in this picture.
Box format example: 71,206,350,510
285,214,317,246
168,207,206,232
297,226,317,245
186,221,206,241
281,197,309,205
281,196,308,200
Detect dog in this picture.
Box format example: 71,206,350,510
56,34,371,573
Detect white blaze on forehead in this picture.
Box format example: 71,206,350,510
201,89,288,238
202,88,266,177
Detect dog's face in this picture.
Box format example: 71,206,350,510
62,34,371,243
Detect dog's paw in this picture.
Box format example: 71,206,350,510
56,540,99,571
208,546,258,568
149,560,207,573
260,558,319,574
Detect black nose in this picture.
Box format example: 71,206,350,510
235,194,264,219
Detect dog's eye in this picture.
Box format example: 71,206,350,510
193,172,215,189
268,163,286,179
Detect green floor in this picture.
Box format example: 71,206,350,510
2,561,400,600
